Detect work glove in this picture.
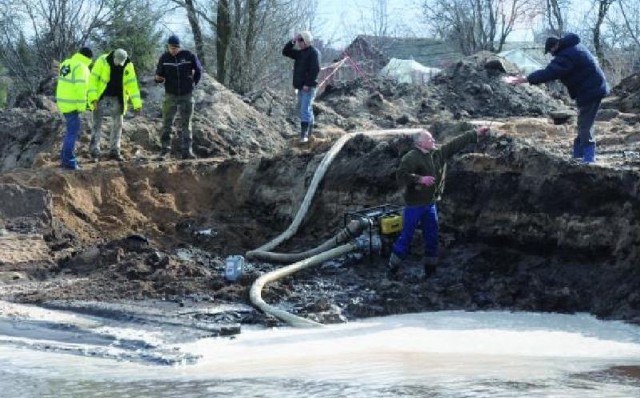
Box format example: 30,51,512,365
418,175,435,186
476,126,491,136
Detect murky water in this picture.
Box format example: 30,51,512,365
2,311,640,397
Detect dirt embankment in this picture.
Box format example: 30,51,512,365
0,52,639,328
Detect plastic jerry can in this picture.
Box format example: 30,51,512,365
224,255,244,282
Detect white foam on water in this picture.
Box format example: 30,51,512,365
1,311,640,397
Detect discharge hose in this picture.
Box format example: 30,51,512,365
246,218,368,263
248,128,422,254
249,242,359,328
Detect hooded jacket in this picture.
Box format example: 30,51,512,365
88,51,142,114
282,41,321,90
527,33,609,106
56,52,92,114
155,49,203,96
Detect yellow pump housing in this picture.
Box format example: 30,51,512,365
380,214,403,235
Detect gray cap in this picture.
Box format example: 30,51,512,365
113,48,128,66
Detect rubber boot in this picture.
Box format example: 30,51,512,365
387,252,402,280
572,137,583,159
424,257,437,279
300,122,309,143
583,143,596,164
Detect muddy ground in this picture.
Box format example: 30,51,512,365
1,53,639,336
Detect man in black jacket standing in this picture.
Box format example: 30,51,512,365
155,35,203,159
282,30,321,143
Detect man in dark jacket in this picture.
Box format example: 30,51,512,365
155,34,203,159
387,124,490,279
505,33,609,163
282,30,321,143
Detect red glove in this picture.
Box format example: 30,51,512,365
476,126,490,136
418,176,435,186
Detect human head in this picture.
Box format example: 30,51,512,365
167,35,181,55
414,130,436,151
113,48,127,66
295,31,313,49
79,46,93,59
544,36,560,55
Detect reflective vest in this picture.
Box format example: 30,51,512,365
56,52,92,114
88,52,142,114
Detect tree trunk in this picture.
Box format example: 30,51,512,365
216,0,231,83
593,0,613,67
184,0,205,67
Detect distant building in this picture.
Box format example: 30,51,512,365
317,35,463,88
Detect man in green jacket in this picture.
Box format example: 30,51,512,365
388,124,490,279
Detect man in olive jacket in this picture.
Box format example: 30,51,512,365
388,124,490,279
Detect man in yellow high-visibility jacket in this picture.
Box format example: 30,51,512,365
56,47,93,170
88,48,142,161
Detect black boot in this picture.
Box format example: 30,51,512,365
300,122,309,143
387,252,402,280
424,257,437,279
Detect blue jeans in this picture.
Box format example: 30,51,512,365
392,204,439,259
576,99,601,162
297,87,316,124
61,112,81,168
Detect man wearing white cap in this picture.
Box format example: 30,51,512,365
88,48,142,161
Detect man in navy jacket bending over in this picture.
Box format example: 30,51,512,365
506,33,609,164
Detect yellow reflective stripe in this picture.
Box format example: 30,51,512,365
123,78,137,85
129,94,141,99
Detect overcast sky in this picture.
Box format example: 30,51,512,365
313,0,536,48
314,0,423,48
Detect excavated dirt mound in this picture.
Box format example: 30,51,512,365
609,71,640,113
1,52,640,330
0,74,294,173
318,52,569,127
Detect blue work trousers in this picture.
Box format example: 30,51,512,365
297,87,316,124
392,204,439,259
61,111,81,168
574,99,601,162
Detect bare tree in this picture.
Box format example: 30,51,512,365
545,0,567,35
618,0,640,47
168,0,207,66
0,0,127,100
211,0,316,93
592,0,615,66
422,0,545,55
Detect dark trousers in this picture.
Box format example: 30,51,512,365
392,204,439,259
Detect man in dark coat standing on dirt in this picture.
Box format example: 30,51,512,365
282,30,321,143
505,33,609,164
155,34,203,159
387,124,490,280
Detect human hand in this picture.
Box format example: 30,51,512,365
302,85,309,92
154,75,165,84
91,101,97,110
475,126,491,136
502,75,527,85
418,175,435,186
